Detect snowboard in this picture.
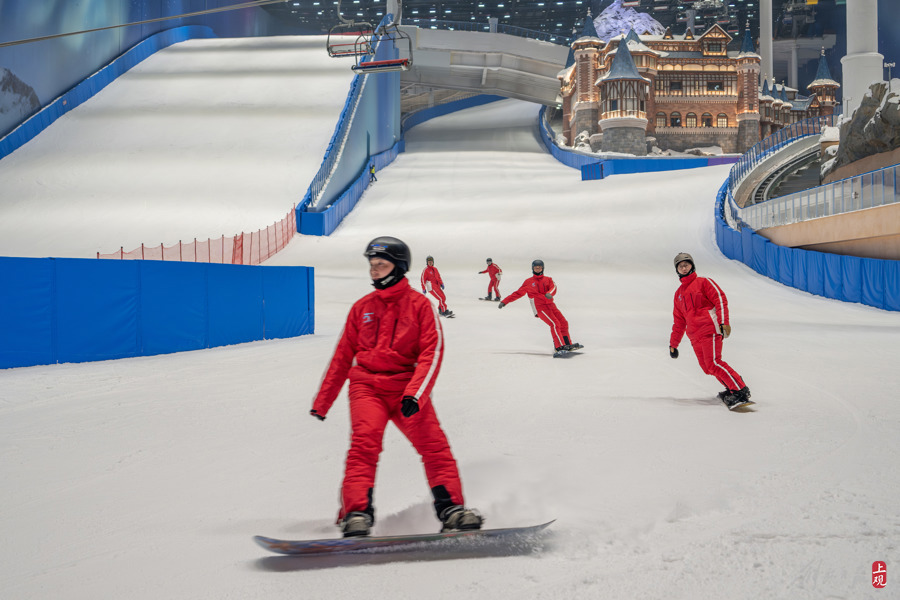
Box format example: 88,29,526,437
553,351,582,358
254,520,554,557
479,297,500,301
717,391,754,411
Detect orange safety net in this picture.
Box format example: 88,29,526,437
97,206,296,265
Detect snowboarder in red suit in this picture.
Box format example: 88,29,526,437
421,255,453,317
498,259,582,356
310,237,481,537
478,258,502,301
669,252,751,409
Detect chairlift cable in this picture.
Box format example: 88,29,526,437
0,0,286,49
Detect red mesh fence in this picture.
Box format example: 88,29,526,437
97,206,296,265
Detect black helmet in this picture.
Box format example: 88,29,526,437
486,258,492,264
364,236,410,273
674,252,695,278
426,255,434,264
532,259,544,275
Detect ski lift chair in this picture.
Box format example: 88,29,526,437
327,21,374,58
351,24,413,74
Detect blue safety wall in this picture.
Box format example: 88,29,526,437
714,182,900,312
1,26,217,161
581,156,740,180
536,106,740,176
0,0,300,140
0,257,315,369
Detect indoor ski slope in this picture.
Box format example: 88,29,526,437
1,36,898,600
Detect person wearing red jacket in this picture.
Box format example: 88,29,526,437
478,258,502,301
310,237,482,537
668,252,751,410
498,259,582,357
421,255,453,317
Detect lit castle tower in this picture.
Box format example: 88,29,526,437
567,11,604,144
735,24,761,153
598,33,650,155
807,49,840,117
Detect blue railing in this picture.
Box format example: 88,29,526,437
727,114,838,196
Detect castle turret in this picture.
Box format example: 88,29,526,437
620,29,666,135
568,11,604,144
807,48,840,116
598,36,650,155
735,23,761,152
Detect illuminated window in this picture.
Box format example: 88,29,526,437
685,113,697,127
717,114,729,127
656,112,666,128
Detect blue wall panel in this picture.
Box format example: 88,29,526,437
55,259,141,362
751,235,768,275
741,229,754,268
765,239,779,281
885,261,900,311
207,264,264,348
141,260,208,355
823,253,843,300
1,257,314,369
776,245,793,287
861,258,885,310
806,251,825,297
0,257,55,368
841,255,863,304
792,248,809,293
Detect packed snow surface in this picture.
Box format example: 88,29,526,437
1,36,898,600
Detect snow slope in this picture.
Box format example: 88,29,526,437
1,37,898,600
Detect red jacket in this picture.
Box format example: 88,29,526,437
501,274,557,312
479,263,502,280
670,272,730,348
312,277,444,416
420,265,444,292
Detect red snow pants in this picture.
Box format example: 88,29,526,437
486,278,500,298
339,382,464,521
426,285,448,312
688,332,746,391
535,303,570,348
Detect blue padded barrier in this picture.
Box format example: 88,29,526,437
0,257,314,370
741,228,754,269
401,95,505,134
806,251,825,298
841,255,863,305
862,259,885,310
823,253,843,300
776,244,793,287
751,234,768,275
885,261,900,311
765,240,779,281
714,180,899,312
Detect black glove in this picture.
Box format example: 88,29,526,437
401,396,419,417
310,409,326,421
669,347,679,359
498,302,505,309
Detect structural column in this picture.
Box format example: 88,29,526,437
841,0,883,117
759,0,774,85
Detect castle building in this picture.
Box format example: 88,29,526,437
558,20,839,155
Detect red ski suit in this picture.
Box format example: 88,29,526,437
420,265,448,312
312,277,464,521
479,263,502,297
669,272,746,391
501,274,571,348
